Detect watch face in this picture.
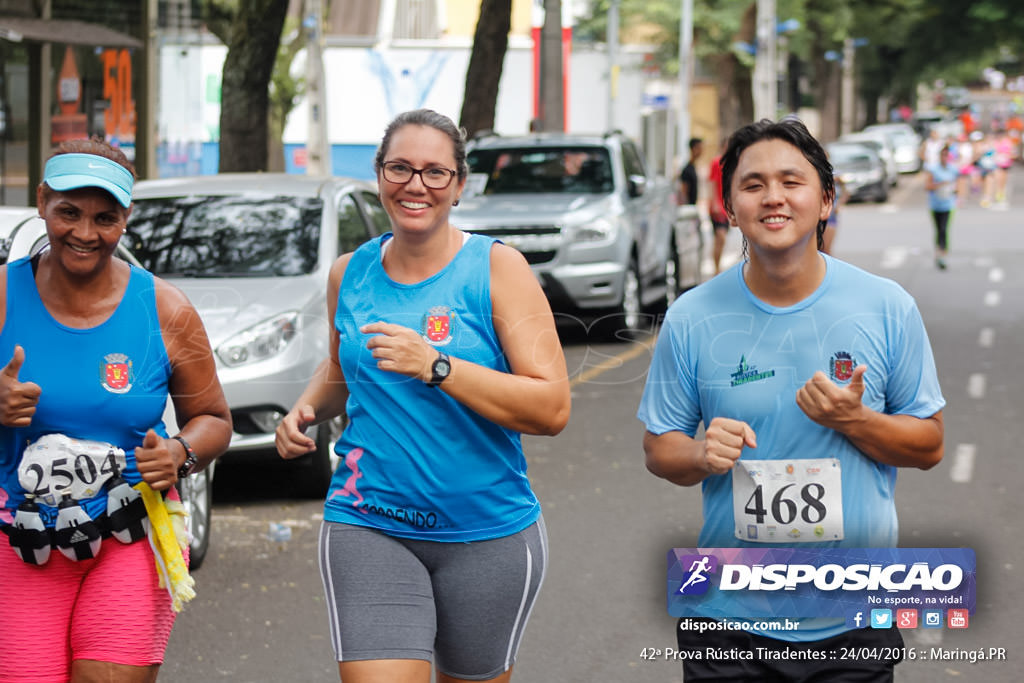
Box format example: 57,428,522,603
431,354,451,385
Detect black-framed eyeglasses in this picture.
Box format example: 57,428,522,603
381,161,458,189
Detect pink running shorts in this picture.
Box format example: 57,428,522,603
0,533,178,681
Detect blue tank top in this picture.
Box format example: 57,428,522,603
0,257,172,527
324,233,540,542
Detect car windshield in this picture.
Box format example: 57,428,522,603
467,146,613,194
126,195,322,277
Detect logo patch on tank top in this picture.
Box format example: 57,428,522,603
829,351,857,383
100,353,134,393
422,306,454,346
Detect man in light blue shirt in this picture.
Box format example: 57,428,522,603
638,119,945,682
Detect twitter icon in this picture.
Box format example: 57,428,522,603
870,609,893,629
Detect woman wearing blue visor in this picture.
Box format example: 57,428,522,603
0,138,232,682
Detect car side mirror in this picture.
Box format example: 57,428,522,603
627,174,646,198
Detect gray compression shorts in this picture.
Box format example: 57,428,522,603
318,516,548,680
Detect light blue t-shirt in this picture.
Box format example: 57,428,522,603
637,255,945,640
926,161,959,212
324,233,540,542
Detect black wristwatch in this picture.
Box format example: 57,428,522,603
427,351,451,387
173,435,198,479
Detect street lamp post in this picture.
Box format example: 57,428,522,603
677,0,692,165
607,0,619,131
753,0,776,121
305,0,329,175
840,37,855,135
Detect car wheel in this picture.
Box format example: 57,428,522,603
303,415,344,499
595,255,645,342
177,465,213,570
875,185,889,203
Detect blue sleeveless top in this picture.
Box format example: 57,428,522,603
324,233,540,542
0,257,172,527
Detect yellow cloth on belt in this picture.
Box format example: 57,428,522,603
135,482,196,612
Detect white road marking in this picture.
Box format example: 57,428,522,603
978,328,995,348
880,246,907,269
950,443,976,484
967,373,986,399
984,291,1001,307
989,267,1005,283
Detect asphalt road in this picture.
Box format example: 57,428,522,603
162,168,1023,682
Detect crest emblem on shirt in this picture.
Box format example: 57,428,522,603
829,351,856,383
422,306,453,346
101,353,133,394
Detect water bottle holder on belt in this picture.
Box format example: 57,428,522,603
3,489,151,566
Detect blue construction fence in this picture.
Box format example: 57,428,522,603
156,142,378,181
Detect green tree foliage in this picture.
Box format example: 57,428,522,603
268,16,309,172
574,0,1024,134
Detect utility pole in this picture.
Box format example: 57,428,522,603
840,37,855,135
753,0,776,121
606,0,619,131
305,0,330,175
677,0,692,163
539,0,564,131
137,0,158,179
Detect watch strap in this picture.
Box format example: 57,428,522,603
173,435,198,479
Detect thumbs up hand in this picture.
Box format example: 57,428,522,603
0,345,42,427
796,365,868,432
135,429,177,491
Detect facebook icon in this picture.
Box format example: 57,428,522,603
846,611,866,629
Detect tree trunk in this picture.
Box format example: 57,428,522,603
218,0,290,172
713,3,755,139
459,0,512,139
805,2,840,142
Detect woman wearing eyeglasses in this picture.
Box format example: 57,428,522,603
276,109,570,683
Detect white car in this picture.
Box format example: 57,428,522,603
126,174,388,500
839,130,899,187
864,123,923,174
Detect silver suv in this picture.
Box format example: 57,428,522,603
454,132,702,338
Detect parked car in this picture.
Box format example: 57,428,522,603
826,142,888,204
839,130,899,187
126,174,389,516
864,123,922,174
938,86,971,111
453,131,702,339
911,111,964,141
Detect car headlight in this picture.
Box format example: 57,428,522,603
217,312,299,367
574,217,616,242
